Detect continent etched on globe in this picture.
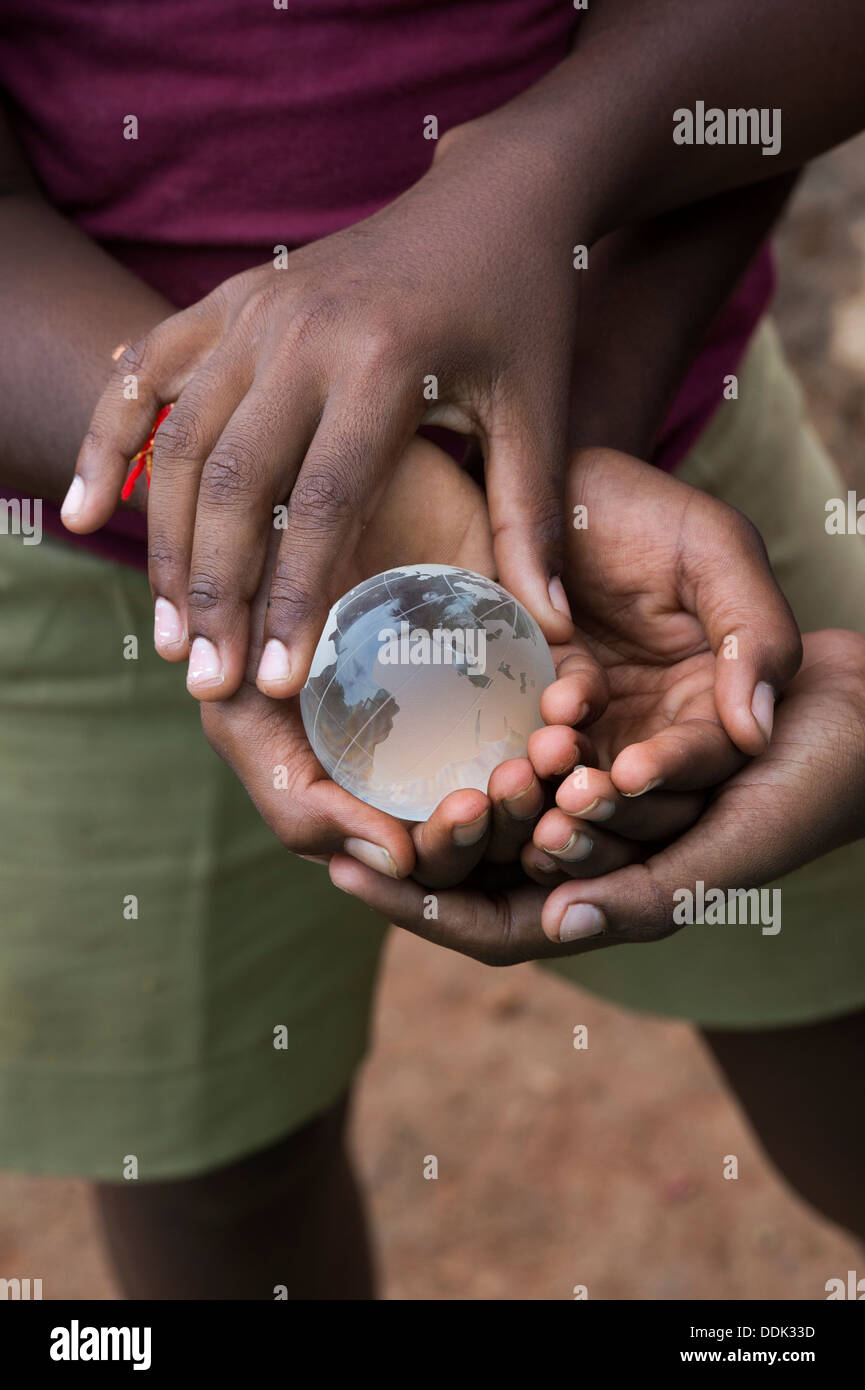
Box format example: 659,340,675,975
300,564,556,821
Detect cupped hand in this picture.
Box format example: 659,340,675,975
197,437,600,875
326,629,865,962
62,130,585,700
542,447,803,763
507,444,804,879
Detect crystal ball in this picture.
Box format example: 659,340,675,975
300,564,556,821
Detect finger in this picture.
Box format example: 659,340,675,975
410,788,491,888
541,641,610,729
329,852,556,965
555,763,705,840
520,842,570,887
202,692,416,875
530,809,644,878
62,297,223,532
538,650,847,949
526,724,597,782
540,862,668,950
485,757,545,862
148,356,252,663
256,384,419,696
685,507,803,756
610,717,746,796
184,385,315,699
486,402,575,646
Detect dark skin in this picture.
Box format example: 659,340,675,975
63,1,865,702
3,1,864,1287
93,1097,376,1301
335,630,865,955
202,442,800,896
0,108,799,914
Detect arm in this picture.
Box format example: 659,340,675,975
0,108,172,502
443,0,865,239
569,172,799,458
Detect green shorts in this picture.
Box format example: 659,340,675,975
1,319,864,1180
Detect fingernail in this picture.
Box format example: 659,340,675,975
60,475,86,523
548,575,572,621
574,796,616,822
622,778,662,798
257,638,292,688
503,783,540,821
187,637,224,690
532,850,560,873
752,682,776,745
546,832,593,862
453,811,489,847
558,903,607,942
154,597,185,652
344,837,398,878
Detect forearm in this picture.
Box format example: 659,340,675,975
569,171,798,459
0,187,172,503
439,1,865,241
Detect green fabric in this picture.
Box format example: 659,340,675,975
0,533,386,1178
1,318,863,1181
542,320,865,1026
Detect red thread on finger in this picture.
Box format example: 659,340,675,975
120,403,174,500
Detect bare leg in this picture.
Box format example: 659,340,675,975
93,1094,375,1299
701,1009,865,1245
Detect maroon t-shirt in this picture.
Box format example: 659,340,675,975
0,0,772,569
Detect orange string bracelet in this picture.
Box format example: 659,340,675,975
120,403,174,500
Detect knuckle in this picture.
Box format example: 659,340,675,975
531,492,566,551
290,466,355,529
186,572,226,615
638,865,676,941
199,444,262,505
725,504,765,557
472,901,521,967
151,409,205,464
354,319,403,369
248,279,289,325
116,335,154,380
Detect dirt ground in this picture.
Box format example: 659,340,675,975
2,137,864,1302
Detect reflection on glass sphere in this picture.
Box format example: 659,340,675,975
300,564,556,821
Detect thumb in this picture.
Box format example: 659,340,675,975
485,404,575,646
686,508,802,756
540,861,676,948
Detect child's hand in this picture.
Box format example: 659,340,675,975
198,437,599,876
514,446,804,882
62,132,592,697
324,629,865,961
558,448,802,759
523,648,736,886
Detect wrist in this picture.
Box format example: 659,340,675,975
431,103,609,247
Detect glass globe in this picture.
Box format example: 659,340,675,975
300,564,556,821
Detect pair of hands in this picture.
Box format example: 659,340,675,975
61,122,795,761
183,437,865,966
57,128,862,963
